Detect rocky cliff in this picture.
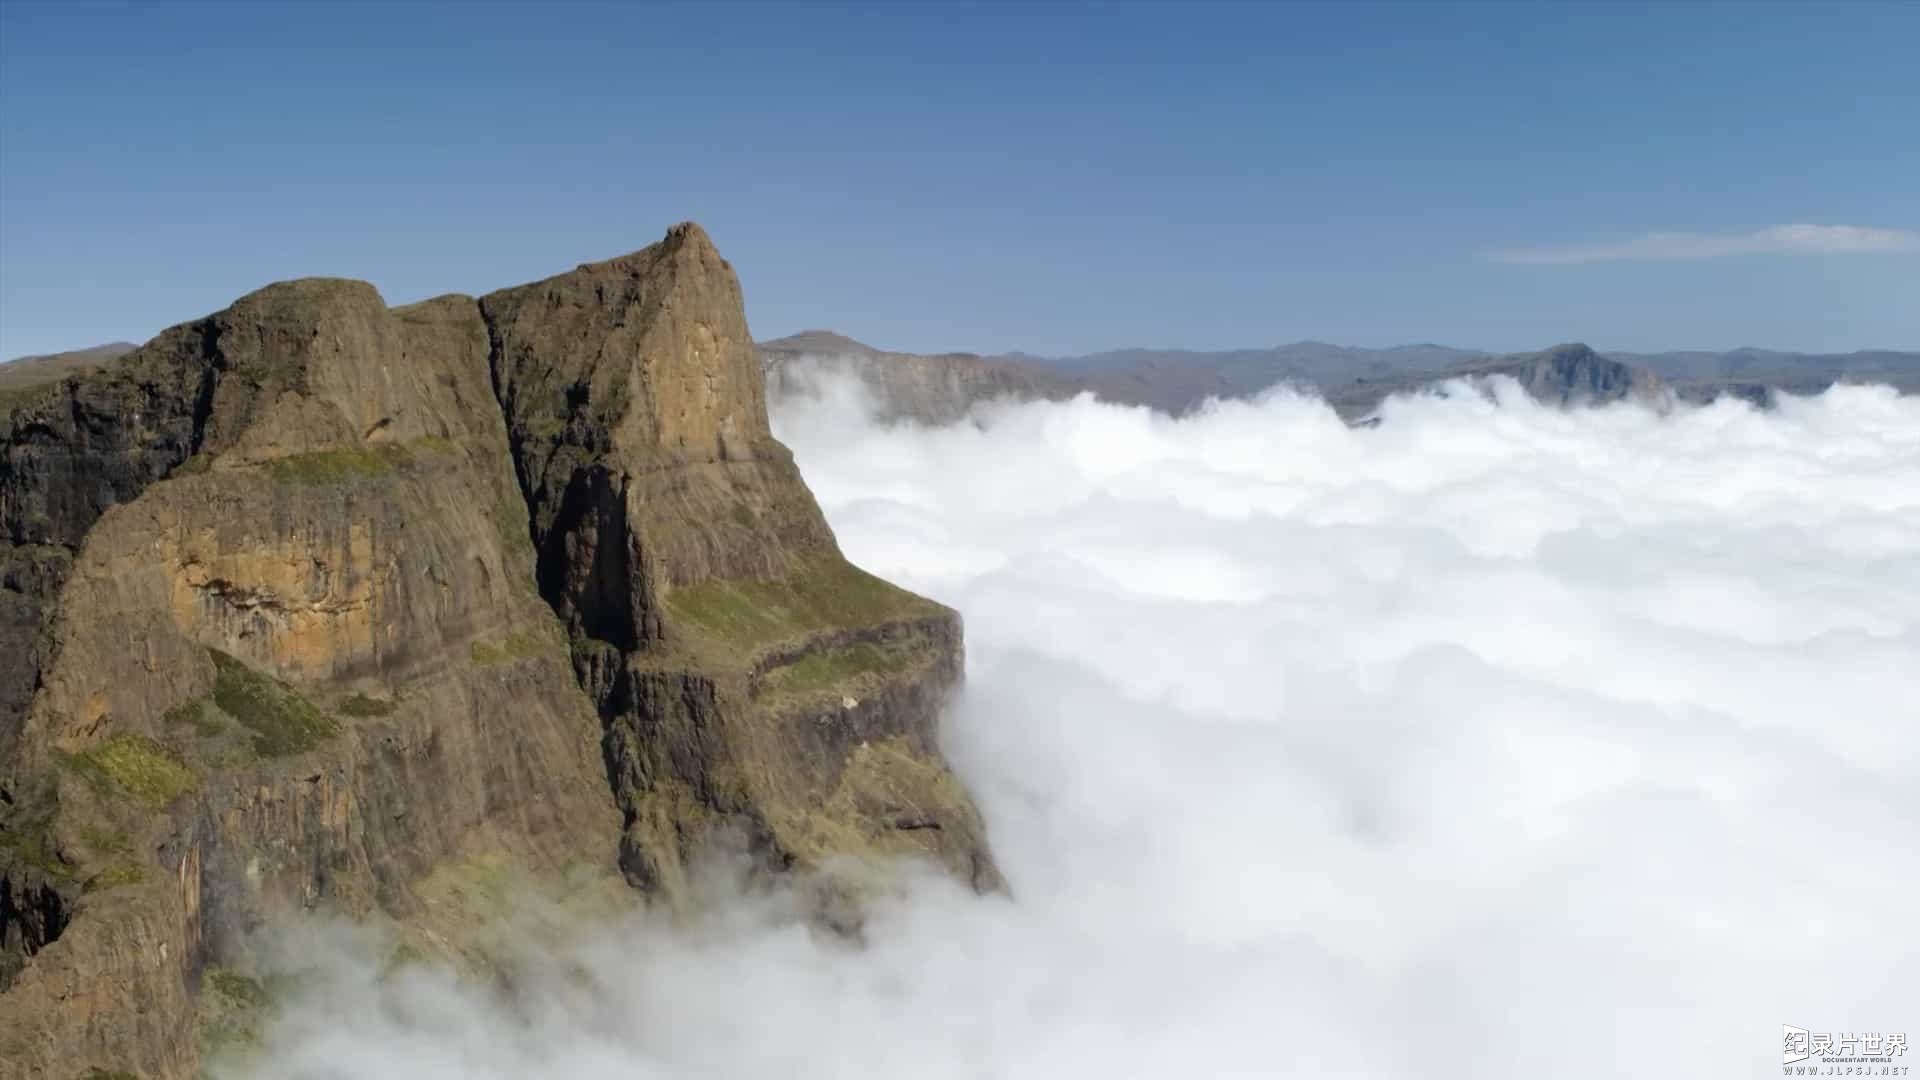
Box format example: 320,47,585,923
0,223,995,1077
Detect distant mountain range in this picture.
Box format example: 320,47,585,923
757,332,1920,423
10,334,1915,423
760,331,1080,424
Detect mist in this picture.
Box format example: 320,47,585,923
231,375,1920,1078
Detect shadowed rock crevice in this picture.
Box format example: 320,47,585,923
0,868,71,990
529,464,644,653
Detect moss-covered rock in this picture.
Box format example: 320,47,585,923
59,735,199,810
665,557,939,663
333,693,396,718
207,650,340,757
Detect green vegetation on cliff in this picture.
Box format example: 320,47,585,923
75,827,145,893
262,443,411,484
208,649,340,756
195,967,275,1070
162,698,225,738
60,734,199,809
0,815,72,880
206,970,269,1009
258,436,461,485
469,628,561,666
765,736,978,870
664,556,940,662
335,692,397,718
758,643,913,702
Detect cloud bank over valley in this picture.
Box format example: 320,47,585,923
234,374,1920,1079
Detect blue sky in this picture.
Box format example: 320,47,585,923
1,1,1915,360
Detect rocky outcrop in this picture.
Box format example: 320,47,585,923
760,331,1074,424
1324,343,1670,420
0,224,994,1077
482,226,996,897
1463,342,1667,407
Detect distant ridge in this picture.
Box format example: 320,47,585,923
760,330,1073,424
1324,343,1666,420
759,332,1918,422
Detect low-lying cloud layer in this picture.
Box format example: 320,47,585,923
236,375,1920,1078
1489,223,1919,263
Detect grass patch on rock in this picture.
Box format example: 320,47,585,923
196,967,275,1072
759,643,912,702
337,692,397,718
768,736,971,869
404,852,636,970
262,443,411,484
664,556,938,663
209,649,340,756
208,969,271,1009
257,436,469,485
83,861,145,893
470,628,558,667
78,825,132,857
163,697,225,738
60,734,199,809
0,817,75,881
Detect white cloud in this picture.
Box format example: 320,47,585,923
1489,223,1920,264
229,375,1920,1079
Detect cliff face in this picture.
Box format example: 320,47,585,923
481,226,997,897
0,224,994,1077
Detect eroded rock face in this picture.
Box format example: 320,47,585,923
0,224,993,1077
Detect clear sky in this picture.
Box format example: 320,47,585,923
1,1,1916,360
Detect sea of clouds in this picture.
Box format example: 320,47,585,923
238,373,1920,1078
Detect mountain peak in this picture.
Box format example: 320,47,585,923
1544,342,1599,359
758,330,877,356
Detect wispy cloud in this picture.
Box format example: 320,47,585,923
1489,223,1919,265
